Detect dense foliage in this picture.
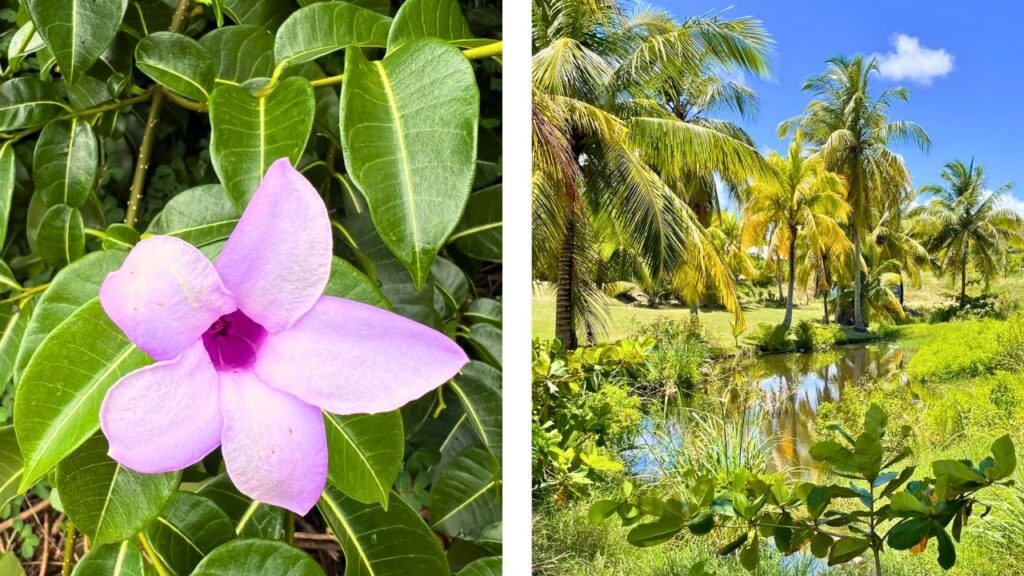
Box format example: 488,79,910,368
0,0,502,573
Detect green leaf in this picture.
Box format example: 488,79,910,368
466,323,501,369
809,440,859,474
220,0,292,31
71,541,145,576
718,532,748,556
0,552,25,576
686,511,714,535
934,527,956,570
191,540,324,575
828,536,869,565
888,491,926,514
932,460,985,483
887,517,932,550
145,491,236,575
588,500,619,526
14,250,126,380
13,299,151,491
449,361,502,460
57,435,179,545
33,118,98,208
146,184,241,247
431,445,499,539
0,144,16,248
739,541,759,571
319,486,448,576
209,76,314,208
464,298,501,327
456,557,501,576
274,2,390,69
324,410,403,508
990,434,1016,480
340,38,479,287
0,299,32,396
809,533,832,558
323,256,391,310
37,204,85,267
200,26,275,84
0,77,65,131
197,474,286,540
627,516,684,547
102,224,140,251
26,0,128,84
863,403,887,438
387,0,473,51
136,32,215,102
450,185,501,261
0,427,23,507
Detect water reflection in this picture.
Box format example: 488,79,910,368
748,343,911,476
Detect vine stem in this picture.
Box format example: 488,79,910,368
124,0,192,229
61,522,75,576
138,533,171,576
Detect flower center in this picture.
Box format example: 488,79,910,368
202,310,267,371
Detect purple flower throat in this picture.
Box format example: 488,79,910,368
201,310,267,370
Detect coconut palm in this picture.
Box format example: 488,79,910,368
532,0,773,348
781,55,929,331
869,192,929,309
914,159,1024,307
834,242,906,325
742,137,850,328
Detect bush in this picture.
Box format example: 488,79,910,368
747,323,794,353
747,321,843,353
640,318,720,397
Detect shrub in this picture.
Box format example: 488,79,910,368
906,318,1007,383
747,323,794,353
640,318,720,397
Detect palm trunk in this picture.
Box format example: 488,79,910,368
823,291,829,324
783,230,797,329
555,212,578,350
853,226,866,331
960,255,968,309
899,274,905,309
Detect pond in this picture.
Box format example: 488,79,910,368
631,341,913,480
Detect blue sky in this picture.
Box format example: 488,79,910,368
667,0,1024,213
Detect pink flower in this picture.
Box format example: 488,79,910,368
98,158,468,514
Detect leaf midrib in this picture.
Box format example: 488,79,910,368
321,492,378,576
326,414,388,503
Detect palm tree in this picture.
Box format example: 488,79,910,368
834,242,907,325
914,160,1024,307
869,191,929,309
742,136,849,328
532,0,773,348
781,55,929,331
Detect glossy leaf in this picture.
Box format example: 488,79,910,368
451,184,501,261
14,299,151,491
0,77,65,131
456,557,502,576
33,118,98,208
136,32,215,102
209,76,314,208
319,486,448,576
0,427,23,507
340,38,479,287
274,2,391,69
0,144,16,248
26,0,128,84
431,445,500,539
57,435,179,545
197,474,286,540
387,0,473,50
145,491,236,576
221,0,292,31
324,411,403,507
449,361,502,460
990,434,1016,480
466,323,501,369
323,256,391,310
200,26,275,83
15,250,126,380
37,204,85,267
0,299,32,396
146,184,241,247
191,540,325,575
71,541,145,576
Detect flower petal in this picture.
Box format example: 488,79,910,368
254,296,469,415
100,341,223,474
100,236,236,361
215,158,332,333
219,370,327,515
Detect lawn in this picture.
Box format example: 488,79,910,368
534,271,1024,350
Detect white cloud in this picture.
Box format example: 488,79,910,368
996,193,1024,217
873,34,953,85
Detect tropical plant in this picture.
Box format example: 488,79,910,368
592,404,1018,576
834,241,907,325
0,0,502,573
914,159,1024,307
532,0,773,348
741,136,849,328
782,55,930,331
